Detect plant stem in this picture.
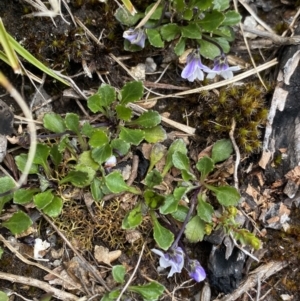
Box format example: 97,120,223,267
171,188,200,249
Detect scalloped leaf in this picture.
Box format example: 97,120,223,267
211,139,233,163
160,24,181,41
206,184,240,206
181,23,202,39
197,195,214,223
0,176,16,212
145,169,163,188
185,215,206,243
92,144,112,165
129,282,165,301
122,203,143,229
43,196,63,217
15,154,39,174
196,156,214,180
116,104,133,121
2,211,33,235
143,125,167,143
146,28,164,48
65,113,80,134
153,218,174,250
33,190,54,209
119,127,145,145
128,110,161,128
59,170,90,187
43,113,66,133
14,188,40,205
112,265,126,284
89,129,109,148
144,189,165,209
105,171,140,194
120,81,144,105
87,83,116,113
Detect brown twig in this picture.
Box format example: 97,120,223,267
229,118,240,190
0,272,78,301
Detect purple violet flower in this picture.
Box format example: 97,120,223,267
181,51,210,82
206,53,240,80
151,247,184,277
187,259,206,282
123,28,146,48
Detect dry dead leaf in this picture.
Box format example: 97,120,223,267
285,166,300,185
94,245,121,265
126,229,142,244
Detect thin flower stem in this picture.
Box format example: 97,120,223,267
171,188,200,249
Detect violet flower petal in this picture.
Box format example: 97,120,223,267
123,28,146,48
188,259,206,282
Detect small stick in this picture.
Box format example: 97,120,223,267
229,118,240,190
0,271,78,301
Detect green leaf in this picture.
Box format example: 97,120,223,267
14,188,39,205
173,0,185,12
50,144,62,168
183,8,193,20
162,139,187,176
105,171,139,194
112,265,126,284
128,110,161,128
159,194,178,215
181,23,202,39
0,291,8,301
59,170,90,187
0,248,3,259
196,156,215,180
111,138,130,156
87,83,116,113
119,127,145,145
120,81,144,105
124,39,144,52
65,113,80,133
2,211,33,235
144,170,163,188
33,143,50,166
213,0,229,11
101,290,121,301
89,129,109,148
184,215,206,243
148,143,166,171
91,178,103,201
145,3,163,20
114,7,143,26
33,190,54,209
43,113,66,133
75,164,96,187
0,176,16,212
143,125,167,143
160,24,181,41
15,154,39,174
198,10,225,31
129,282,165,301
144,189,165,209
171,205,188,222
92,144,112,165
146,29,164,48
122,203,143,229
211,139,233,163
152,218,174,250
173,186,190,201
43,196,63,217
78,151,99,170
172,151,190,171
116,104,133,121
222,11,241,26
191,0,213,10
174,37,186,56
198,39,221,60
81,122,95,137
206,184,240,206
197,195,214,223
